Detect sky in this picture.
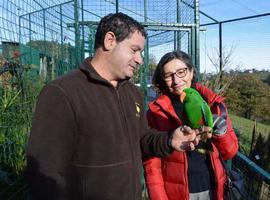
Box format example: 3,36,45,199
199,0,270,73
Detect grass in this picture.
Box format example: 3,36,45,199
230,114,270,137
229,113,270,154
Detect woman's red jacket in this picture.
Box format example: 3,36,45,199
143,83,239,200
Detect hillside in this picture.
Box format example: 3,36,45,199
240,70,270,82
229,113,270,153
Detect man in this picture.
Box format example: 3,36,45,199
26,13,207,199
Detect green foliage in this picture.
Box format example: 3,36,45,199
200,71,236,98
148,54,157,77
229,114,270,155
131,54,157,84
202,70,270,124
0,67,44,199
0,52,44,198
27,40,75,61
224,73,270,123
24,40,77,78
0,68,44,180
242,69,270,81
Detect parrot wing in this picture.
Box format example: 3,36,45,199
198,100,214,153
201,101,214,128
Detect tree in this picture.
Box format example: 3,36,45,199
131,53,157,84
201,44,241,96
224,74,270,123
148,54,157,77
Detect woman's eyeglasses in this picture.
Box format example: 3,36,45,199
163,68,188,81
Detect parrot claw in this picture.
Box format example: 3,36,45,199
197,126,212,141
198,126,212,134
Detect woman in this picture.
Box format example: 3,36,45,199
143,51,238,200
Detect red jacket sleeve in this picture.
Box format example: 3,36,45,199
195,83,239,160
211,103,239,160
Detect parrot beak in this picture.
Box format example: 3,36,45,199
179,91,186,103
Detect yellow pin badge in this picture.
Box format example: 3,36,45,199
135,102,141,117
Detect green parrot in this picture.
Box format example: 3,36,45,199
179,87,213,154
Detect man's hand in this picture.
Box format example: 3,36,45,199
170,125,198,151
170,125,213,152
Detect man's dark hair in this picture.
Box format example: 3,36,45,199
94,12,147,50
152,50,197,93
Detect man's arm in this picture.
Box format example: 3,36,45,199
25,84,77,199
140,111,200,158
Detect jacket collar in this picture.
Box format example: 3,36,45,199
149,94,182,124
193,83,224,106
79,57,128,88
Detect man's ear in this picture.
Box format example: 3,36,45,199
104,31,116,50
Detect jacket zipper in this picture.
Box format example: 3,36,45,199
210,153,218,199
184,153,189,200
114,87,137,200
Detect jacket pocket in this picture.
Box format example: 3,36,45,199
67,160,135,200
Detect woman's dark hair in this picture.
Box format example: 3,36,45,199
152,50,197,93
94,12,147,50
